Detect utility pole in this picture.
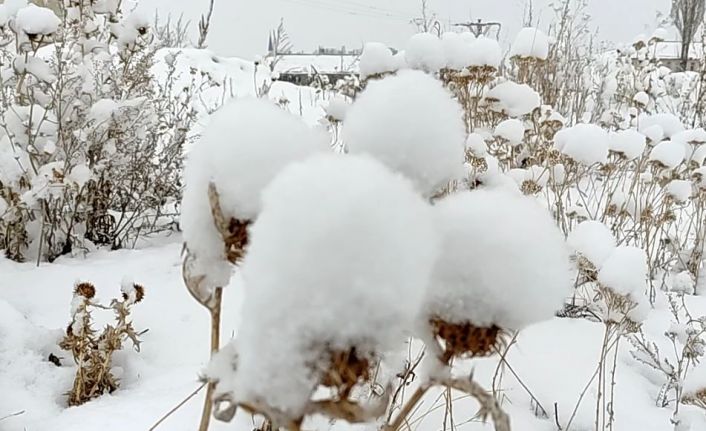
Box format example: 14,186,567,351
454,19,502,39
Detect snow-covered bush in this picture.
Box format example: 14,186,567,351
343,70,465,196
424,190,570,360
181,98,327,300
0,1,202,262
210,154,439,422
59,280,145,406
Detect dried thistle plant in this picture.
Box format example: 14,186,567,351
59,281,145,406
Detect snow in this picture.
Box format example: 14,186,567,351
510,27,550,60
639,113,684,138
441,32,473,70
181,98,327,290
343,70,466,196
642,124,665,143
0,0,27,26
649,140,686,169
323,96,349,122
633,91,649,106
598,246,648,296
14,4,60,35
465,133,487,156
3,104,57,152
425,190,570,330
494,118,525,146
469,36,502,69
665,179,692,203
405,33,445,73
609,129,647,160
554,123,609,165
567,220,617,267
359,42,394,79
13,55,55,83
651,27,669,42
485,81,541,117
218,153,439,416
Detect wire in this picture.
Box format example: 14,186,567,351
326,0,416,17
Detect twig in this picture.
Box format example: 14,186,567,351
149,383,207,431
0,410,25,422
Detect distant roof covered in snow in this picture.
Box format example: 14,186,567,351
652,40,703,60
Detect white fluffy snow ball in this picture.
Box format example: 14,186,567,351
598,246,647,296
510,27,550,60
441,32,473,70
343,70,466,196
554,123,609,165
494,118,526,146
359,42,395,79
485,81,541,117
567,221,616,268
425,190,571,331
227,153,440,416
181,98,328,289
608,129,647,160
15,4,60,36
405,32,446,73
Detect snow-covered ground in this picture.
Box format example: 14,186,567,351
2,237,706,430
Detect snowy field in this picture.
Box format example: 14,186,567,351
3,240,706,430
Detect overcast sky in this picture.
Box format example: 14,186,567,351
138,0,672,60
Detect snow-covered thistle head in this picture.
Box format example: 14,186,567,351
423,190,571,361
181,98,327,294
343,70,466,197
214,153,439,421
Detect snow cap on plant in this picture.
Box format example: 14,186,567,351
423,189,571,360
554,124,609,165
215,153,439,419
343,69,466,196
359,42,395,80
181,98,327,292
484,81,540,117
567,220,617,269
405,32,445,73
510,27,550,60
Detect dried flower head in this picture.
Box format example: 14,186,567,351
75,282,96,299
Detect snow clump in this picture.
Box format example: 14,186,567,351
554,124,609,165
181,98,327,289
424,190,571,330
359,42,395,79
608,129,647,160
343,70,466,196
405,33,445,73
485,81,540,117
494,119,525,146
510,27,550,60
222,153,440,417
567,221,617,267
598,246,648,296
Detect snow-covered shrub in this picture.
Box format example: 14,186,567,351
210,153,439,423
59,280,145,406
343,70,466,196
424,189,570,361
181,98,327,300
0,1,203,262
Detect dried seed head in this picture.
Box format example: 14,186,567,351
75,282,96,299
430,318,505,363
319,347,372,398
